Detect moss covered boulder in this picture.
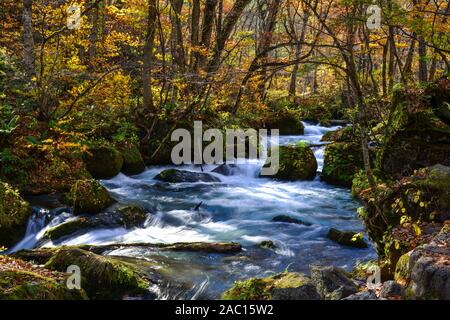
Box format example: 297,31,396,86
0,181,32,247
222,272,321,300
327,228,368,248
265,145,317,181
45,247,149,299
265,110,305,135
119,145,146,176
0,256,87,300
155,169,221,183
321,142,363,187
321,126,357,143
395,222,450,300
83,145,124,179
310,265,358,300
44,205,148,241
378,85,450,178
68,179,114,215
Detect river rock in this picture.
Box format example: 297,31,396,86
212,164,240,176
43,204,148,241
119,144,146,175
327,228,368,248
310,265,358,300
342,290,377,300
45,247,150,299
264,110,304,135
0,181,32,247
83,145,124,179
259,240,277,250
222,272,321,300
271,215,311,226
155,169,221,183
264,145,317,181
380,281,403,299
396,222,450,300
67,179,114,215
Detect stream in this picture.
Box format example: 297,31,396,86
10,122,376,299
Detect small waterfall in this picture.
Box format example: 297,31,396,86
9,207,74,253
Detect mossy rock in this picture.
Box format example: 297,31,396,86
321,142,363,187
83,146,124,179
45,247,149,299
321,126,358,143
155,169,221,183
259,240,277,250
265,111,305,135
378,85,450,178
394,252,412,284
0,270,88,300
264,145,317,181
0,181,32,247
68,179,114,214
44,204,147,241
119,145,146,176
327,228,368,248
222,272,321,300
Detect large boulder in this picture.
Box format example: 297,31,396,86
265,110,304,135
45,247,150,299
378,85,450,178
119,144,146,176
310,265,358,300
212,164,240,176
0,181,32,247
43,204,148,241
0,256,87,300
155,169,221,183
83,145,124,179
327,228,368,248
222,272,321,300
321,142,363,187
264,145,317,181
67,179,114,215
395,222,450,300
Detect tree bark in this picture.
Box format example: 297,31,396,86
142,0,158,113
23,0,36,80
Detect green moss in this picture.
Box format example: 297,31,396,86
83,145,124,179
0,181,32,246
265,109,305,135
321,142,363,187
0,270,87,300
394,253,411,283
267,145,317,181
44,218,89,240
222,277,273,300
45,247,149,299
119,145,146,175
68,179,114,214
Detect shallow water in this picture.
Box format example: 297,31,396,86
10,123,376,299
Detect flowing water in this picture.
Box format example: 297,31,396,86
10,123,376,299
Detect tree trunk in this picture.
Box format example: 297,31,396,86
142,0,158,113
23,0,36,80
289,9,310,97
196,0,217,70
